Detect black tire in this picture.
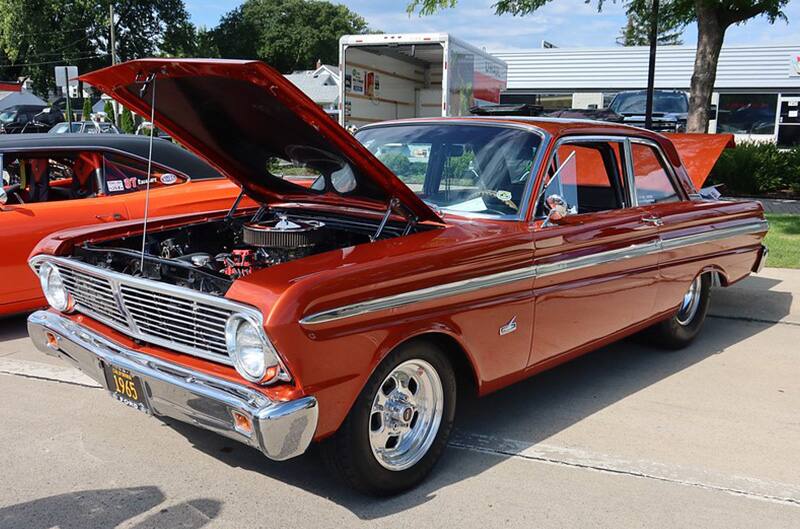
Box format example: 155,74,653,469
321,340,457,496
650,273,711,349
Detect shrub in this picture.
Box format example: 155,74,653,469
103,100,115,125
82,98,92,120
708,141,800,196
119,108,135,134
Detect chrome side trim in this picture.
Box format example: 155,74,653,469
300,219,768,326
300,265,538,325
536,239,661,278
661,220,768,251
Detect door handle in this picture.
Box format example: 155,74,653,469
96,212,126,221
642,216,663,227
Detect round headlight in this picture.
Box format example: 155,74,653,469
39,262,74,313
225,313,283,384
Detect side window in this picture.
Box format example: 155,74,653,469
539,141,626,218
103,153,185,195
631,143,680,205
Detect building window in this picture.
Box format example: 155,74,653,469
717,93,778,135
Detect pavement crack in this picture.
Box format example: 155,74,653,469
708,314,800,327
0,369,101,389
448,440,800,508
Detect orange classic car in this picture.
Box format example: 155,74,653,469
27,59,767,495
0,133,248,315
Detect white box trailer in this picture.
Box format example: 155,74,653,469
338,33,507,129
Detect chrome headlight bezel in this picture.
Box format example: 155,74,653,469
38,262,74,313
225,312,288,385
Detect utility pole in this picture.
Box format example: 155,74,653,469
109,3,119,125
644,0,659,130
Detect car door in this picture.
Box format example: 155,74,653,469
626,138,730,315
0,152,131,312
100,151,243,218
528,136,661,368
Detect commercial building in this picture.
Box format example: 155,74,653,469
493,44,800,146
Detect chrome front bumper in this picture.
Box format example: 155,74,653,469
27,310,318,461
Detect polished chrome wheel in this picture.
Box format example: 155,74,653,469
368,359,444,471
676,276,702,326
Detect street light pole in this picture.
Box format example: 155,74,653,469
644,0,659,130
64,66,73,130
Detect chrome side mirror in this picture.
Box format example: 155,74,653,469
0,186,7,206
542,194,576,227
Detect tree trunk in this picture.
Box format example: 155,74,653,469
687,2,726,133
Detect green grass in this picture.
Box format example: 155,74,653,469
764,214,800,269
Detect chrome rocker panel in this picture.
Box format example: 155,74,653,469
27,310,318,461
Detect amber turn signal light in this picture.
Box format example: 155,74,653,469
232,411,253,436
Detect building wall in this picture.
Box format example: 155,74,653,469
492,44,800,145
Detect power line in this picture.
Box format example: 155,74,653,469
0,53,105,68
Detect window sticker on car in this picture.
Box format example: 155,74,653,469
160,173,177,185
107,180,124,192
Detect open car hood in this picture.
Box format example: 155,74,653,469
79,59,442,224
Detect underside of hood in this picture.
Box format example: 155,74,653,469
79,59,442,224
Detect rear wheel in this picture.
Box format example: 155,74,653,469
650,273,711,349
322,341,456,496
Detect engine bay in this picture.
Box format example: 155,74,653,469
75,208,422,295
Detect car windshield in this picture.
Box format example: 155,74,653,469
0,110,18,123
356,124,542,217
610,92,688,114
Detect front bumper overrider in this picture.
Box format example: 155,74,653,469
27,310,318,461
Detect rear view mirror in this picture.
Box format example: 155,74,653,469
449,145,465,157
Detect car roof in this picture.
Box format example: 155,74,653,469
362,116,669,142
0,133,223,180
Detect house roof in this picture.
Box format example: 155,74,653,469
285,65,340,105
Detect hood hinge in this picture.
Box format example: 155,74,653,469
371,197,406,242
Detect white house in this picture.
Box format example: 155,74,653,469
284,63,340,118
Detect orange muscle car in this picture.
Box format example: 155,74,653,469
0,133,248,315
27,59,767,495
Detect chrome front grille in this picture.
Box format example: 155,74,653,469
58,267,129,328
32,257,259,366
119,285,230,357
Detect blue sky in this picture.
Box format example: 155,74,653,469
186,0,799,51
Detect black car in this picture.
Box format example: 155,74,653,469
607,90,689,132
0,105,51,134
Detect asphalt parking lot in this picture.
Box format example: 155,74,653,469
1,269,798,529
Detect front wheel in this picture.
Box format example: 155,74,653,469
650,273,711,349
322,341,456,496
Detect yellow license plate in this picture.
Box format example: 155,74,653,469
103,364,149,412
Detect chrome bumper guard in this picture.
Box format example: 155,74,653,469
27,310,318,461
754,244,769,274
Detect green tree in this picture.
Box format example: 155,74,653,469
212,0,371,72
408,0,789,133
617,9,684,46
103,99,115,125
0,0,197,96
119,107,135,134
82,97,92,120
